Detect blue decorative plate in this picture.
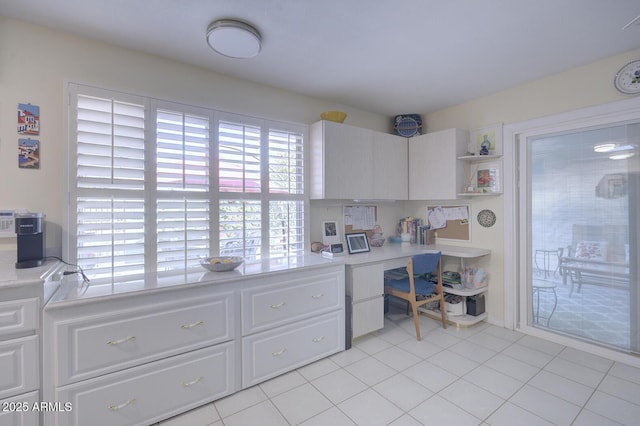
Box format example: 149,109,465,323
393,114,422,137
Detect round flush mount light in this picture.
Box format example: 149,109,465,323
593,143,617,153
206,19,262,59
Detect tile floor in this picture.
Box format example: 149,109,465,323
156,306,640,426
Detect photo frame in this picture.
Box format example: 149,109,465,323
321,220,340,245
470,123,502,156
345,232,370,254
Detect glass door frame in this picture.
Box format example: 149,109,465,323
502,97,640,368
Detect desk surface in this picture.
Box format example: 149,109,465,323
341,243,490,267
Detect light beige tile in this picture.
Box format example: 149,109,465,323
338,388,404,426
270,383,333,425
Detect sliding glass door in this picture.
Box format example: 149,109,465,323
520,121,639,354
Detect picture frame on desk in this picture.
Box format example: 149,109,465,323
345,232,370,254
470,123,502,156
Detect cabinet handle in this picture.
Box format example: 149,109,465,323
106,336,136,346
182,376,204,387
271,347,287,357
181,320,205,329
270,301,286,309
311,293,324,299
312,336,326,343
107,398,136,411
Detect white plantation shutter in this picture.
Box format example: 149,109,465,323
269,201,305,257
157,199,210,271
268,128,304,195
156,109,209,192
74,88,146,278
156,107,211,271
218,120,261,192
68,84,307,279
219,199,262,259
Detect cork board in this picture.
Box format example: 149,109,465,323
343,205,377,238
427,205,470,241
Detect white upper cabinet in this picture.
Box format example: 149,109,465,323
408,128,469,200
310,120,407,200
372,131,408,200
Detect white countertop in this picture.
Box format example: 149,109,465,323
0,250,61,289
42,243,489,306
340,243,490,266
47,254,344,306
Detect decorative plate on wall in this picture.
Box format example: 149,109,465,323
393,114,422,137
477,209,497,228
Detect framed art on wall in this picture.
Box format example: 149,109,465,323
470,123,502,156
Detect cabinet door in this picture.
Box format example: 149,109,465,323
352,296,384,338
346,264,383,302
372,132,408,200
0,391,39,426
312,121,373,199
408,129,467,200
0,336,38,401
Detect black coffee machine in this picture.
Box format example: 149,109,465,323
15,212,45,268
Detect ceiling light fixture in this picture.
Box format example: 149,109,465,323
593,143,617,152
206,19,262,59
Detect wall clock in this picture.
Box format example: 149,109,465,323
614,59,640,95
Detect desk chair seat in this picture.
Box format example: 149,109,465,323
384,252,446,340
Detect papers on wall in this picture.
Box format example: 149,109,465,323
428,206,446,230
343,205,375,230
428,206,469,230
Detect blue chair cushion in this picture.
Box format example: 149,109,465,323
385,276,435,295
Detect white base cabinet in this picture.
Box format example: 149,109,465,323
53,344,234,426
0,391,39,426
346,263,384,339
43,264,345,426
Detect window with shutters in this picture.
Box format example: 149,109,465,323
67,83,306,280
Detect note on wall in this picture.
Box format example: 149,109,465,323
344,205,376,230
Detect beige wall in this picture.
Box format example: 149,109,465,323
421,48,640,325
0,17,388,253
2,16,638,325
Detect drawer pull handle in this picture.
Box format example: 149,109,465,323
311,293,324,299
272,347,287,357
182,376,204,387
181,320,205,329
107,336,136,346
270,301,286,309
312,336,326,343
108,398,136,411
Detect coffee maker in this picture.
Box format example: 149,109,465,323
15,212,45,268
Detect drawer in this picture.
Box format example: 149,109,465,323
55,293,233,385
0,336,38,400
53,343,235,426
0,298,38,339
352,296,384,339
0,391,39,426
242,311,344,388
241,271,343,335
346,264,383,302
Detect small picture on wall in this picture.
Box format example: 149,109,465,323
18,103,40,135
18,139,40,169
477,168,499,192
470,123,502,155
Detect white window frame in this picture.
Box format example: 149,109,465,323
64,83,309,280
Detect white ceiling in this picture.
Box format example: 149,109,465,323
2,0,640,116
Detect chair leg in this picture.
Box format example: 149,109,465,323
438,297,447,329
410,302,421,341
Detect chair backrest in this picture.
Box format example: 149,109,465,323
410,252,441,275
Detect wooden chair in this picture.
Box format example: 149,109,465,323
384,252,446,340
